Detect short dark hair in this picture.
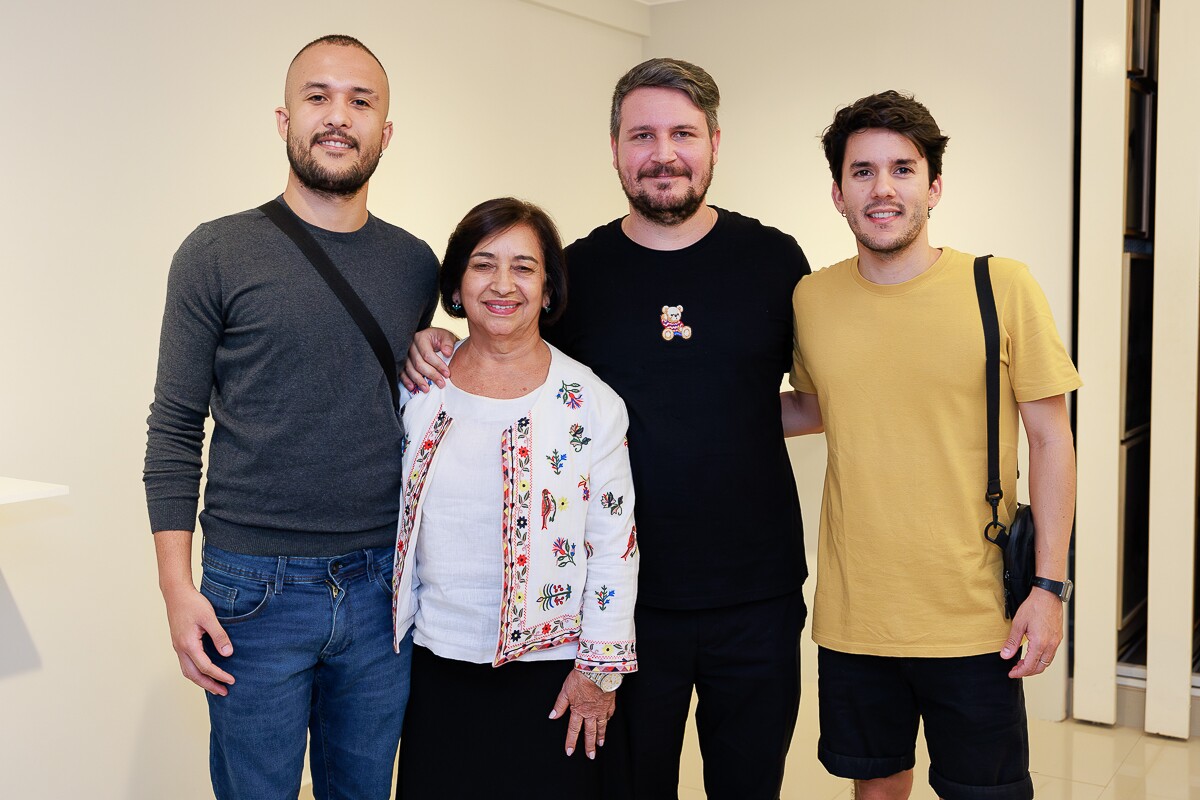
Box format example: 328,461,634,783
610,58,720,139
290,35,386,76
821,90,949,189
440,198,568,327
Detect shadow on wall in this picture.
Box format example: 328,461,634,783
0,568,41,679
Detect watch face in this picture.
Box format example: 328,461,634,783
600,673,623,692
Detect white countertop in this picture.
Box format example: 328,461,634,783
0,477,70,506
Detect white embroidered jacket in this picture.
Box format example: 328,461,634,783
392,344,639,673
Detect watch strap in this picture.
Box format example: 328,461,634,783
1031,576,1071,601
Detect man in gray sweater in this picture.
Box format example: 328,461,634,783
144,35,437,799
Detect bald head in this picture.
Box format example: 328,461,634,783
284,35,390,117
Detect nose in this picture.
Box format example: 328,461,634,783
492,265,516,293
323,99,352,128
651,137,676,163
871,173,896,198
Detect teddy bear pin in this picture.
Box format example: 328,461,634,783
660,305,693,341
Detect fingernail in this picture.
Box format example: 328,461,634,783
565,748,574,757
598,739,605,747
587,751,595,760
220,645,233,656
548,710,558,719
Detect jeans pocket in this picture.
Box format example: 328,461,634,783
200,571,272,624
370,553,396,600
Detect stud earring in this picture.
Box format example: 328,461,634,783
928,207,933,217
451,301,463,311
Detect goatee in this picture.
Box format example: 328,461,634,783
286,130,382,198
621,159,713,227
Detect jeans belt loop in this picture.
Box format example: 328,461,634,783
274,556,287,594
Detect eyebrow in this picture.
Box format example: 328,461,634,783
627,123,702,133
471,251,541,263
300,81,379,98
849,157,918,170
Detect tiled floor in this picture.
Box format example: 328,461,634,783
675,683,1200,799
298,692,1200,799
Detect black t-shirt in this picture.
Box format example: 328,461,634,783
543,208,810,609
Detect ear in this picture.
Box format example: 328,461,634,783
381,120,394,152
928,174,943,210
611,135,619,170
275,106,290,142
831,180,846,215
710,128,721,166
452,291,461,305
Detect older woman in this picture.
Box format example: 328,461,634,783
392,198,638,797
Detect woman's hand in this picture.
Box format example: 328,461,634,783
400,327,458,392
549,669,617,759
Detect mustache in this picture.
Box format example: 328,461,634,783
638,164,691,180
310,131,360,150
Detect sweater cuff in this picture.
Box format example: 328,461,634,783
147,499,199,534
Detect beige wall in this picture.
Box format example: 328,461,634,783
0,0,1077,796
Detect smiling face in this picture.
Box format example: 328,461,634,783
611,86,719,226
832,128,942,259
454,224,549,345
276,43,392,198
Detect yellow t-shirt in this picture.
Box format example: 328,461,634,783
791,248,1081,657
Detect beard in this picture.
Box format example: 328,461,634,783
286,129,382,198
846,203,928,258
621,159,713,226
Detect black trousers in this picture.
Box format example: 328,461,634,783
396,645,606,799
601,590,807,800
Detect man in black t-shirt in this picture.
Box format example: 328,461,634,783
407,58,811,799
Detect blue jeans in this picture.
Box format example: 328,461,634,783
200,544,413,800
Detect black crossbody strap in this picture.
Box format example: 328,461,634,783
973,255,1006,545
258,199,400,415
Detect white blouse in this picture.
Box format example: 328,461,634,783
413,381,561,663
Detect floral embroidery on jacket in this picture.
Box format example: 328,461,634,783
595,585,615,611
537,582,573,611
600,491,624,516
552,537,576,567
546,449,566,475
556,380,584,409
393,408,451,647
568,423,592,452
578,474,590,502
578,639,637,671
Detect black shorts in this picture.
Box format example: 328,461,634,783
816,647,1033,800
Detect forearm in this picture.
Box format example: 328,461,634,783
1027,437,1075,581
1020,395,1077,582
780,390,823,437
154,529,196,593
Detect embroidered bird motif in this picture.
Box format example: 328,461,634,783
621,525,638,561
541,489,557,529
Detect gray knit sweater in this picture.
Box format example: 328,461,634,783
144,200,438,556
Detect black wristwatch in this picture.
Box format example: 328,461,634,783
1031,576,1073,603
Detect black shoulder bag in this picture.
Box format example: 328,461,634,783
258,199,400,415
974,255,1037,619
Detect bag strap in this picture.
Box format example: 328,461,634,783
257,199,400,415
973,254,1007,546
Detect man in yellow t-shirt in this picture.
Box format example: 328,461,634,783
782,91,1081,800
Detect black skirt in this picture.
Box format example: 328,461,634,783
396,644,620,799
